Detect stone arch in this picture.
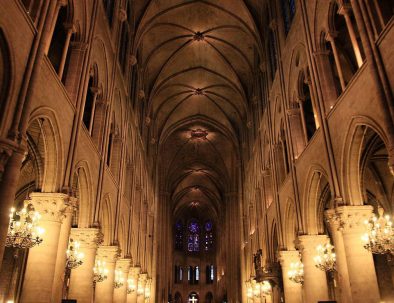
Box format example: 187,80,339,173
283,199,297,250
100,194,114,245
73,160,93,228
28,107,63,193
303,166,332,234
342,116,389,206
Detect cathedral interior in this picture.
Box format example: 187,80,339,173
0,0,394,302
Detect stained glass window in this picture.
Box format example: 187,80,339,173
281,0,296,34
204,221,214,251
188,220,200,252
175,220,183,250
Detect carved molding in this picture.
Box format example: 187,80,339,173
70,227,103,248
29,192,69,222
116,258,132,273
335,205,373,233
97,245,120,263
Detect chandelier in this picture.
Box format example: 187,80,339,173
288,261,304,284
362,207,394,254
66,239,84,269
313,242,336,272
93,260,109,283
114,270,125,288
6,204,44,249
145,286,151,298
127,278,136,294
260,280,272,295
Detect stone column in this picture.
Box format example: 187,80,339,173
286,107,306,159
325,209,352,303
127,266,141,303
278,250,303,303
68,228,102,303
113,258,132,303
136,273,147,303
20,193,69,303
336,205,380,302
297,235,329,303
95,245,119,303
325,32,346,91
57,22,76,78
51,197,76,303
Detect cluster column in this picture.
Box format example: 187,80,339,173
278,250,302,303
20,193,69,303
95,245,119,303
113,258,132,303
335,205,380,302
297,235,329,303
68,228,102,303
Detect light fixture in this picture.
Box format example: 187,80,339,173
252,281,261,297
260,280,272,295
137,283,145,296
313,242,336,272
247,284,253,298
6,204,44,249
114,270,124,288
362,207,394,255
66,239,84,269
145,286,151,298
127,278,136,294
288,261,304,284
93,260,109,283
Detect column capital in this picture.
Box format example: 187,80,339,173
129,266,141,277
286,107,301,116
70,41,88,51
129,55,137,66
118,8,127,22
97,245,120,263
70,227,103,248
116,258,132,273
296,234,329,251
278,250,301,267
138,273,148,282
28,192,69,222
337,3,352,16
335,205,373,233
325,31,338,42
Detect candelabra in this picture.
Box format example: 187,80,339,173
362,207,394,254
288,261,304,284
260,280,272,295
93,260,109,283
6,204,44,249
127,278,136,294
114,270,124,288
66,239,84,269
313,242,336,272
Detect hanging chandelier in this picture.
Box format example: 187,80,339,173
288,261,304,284
313,242,336,272
145,286,151,298
260,280,272,295
93,260,109,283
6,204,44,249
66,239,84,269
114,270,125,288
362,207,394,255
127,278,136,294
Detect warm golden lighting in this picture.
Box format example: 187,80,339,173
313,242,336,272
6,204,44,249
93,260,109,283
362,207,394,255
66,239,84,269
261,280,272,295
288,261,304,284
127,278,136,294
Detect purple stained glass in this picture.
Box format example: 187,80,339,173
189,221,199,233
205,221,213,231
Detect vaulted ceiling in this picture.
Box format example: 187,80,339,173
133,0,263,218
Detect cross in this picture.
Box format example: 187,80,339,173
189,296,198,303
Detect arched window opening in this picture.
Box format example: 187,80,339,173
103,0,115,26
106,122,115,167
118,5,130,75
300,77,318,141
82,74,98,133
325,39,342,98
206,265,214,284
205,292,213,303
366,0,394,36
174,265,183,284
195,266,200,283
175,292,182,303
48,4,75,79
175,220,183,250
281,0,296,35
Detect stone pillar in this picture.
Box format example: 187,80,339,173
297,235,329,303
278,250,303,303
325,209,352,303
113,258,132,303
336,205,380,302
127,266,141,303
325,32,346,91
136,273,147,303
20,193,69,303
286,107,306,158
51,197,76,303
95,245,119,303
68,228,102,303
